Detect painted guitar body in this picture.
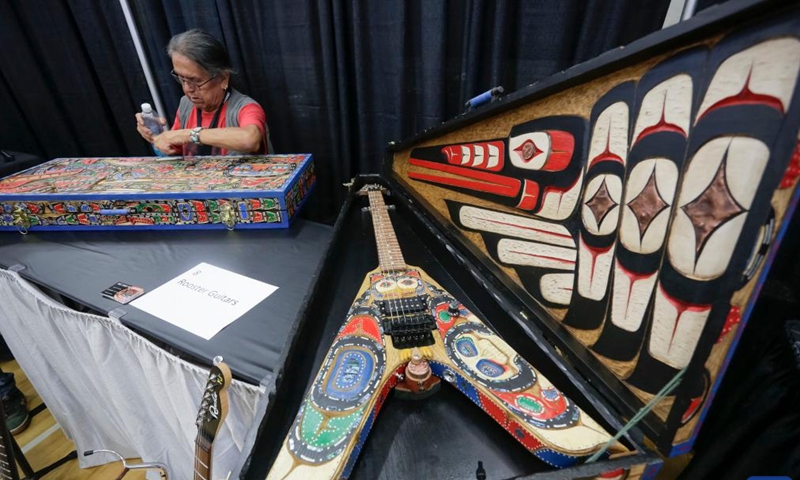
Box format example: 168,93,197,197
267,265,617,480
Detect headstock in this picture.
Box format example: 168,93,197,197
357,184,389,196
196,356,232,447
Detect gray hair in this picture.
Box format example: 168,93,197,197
167,29,232,78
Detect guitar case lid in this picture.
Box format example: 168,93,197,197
386,0,800,457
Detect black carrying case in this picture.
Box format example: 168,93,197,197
240,175,660,479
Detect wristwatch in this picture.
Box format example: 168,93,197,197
189,126,203,144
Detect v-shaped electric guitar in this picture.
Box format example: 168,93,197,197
266,185,623,479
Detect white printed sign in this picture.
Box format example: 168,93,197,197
131,262,278,340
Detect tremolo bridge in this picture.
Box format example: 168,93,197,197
376,295,436,348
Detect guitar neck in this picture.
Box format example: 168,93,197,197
193,438,212,480
367,190,407,271
0,428,19,480
194,360,231,480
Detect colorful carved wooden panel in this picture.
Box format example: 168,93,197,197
0,154,314,230
393,11,800,452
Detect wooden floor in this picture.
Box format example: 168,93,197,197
1,358,145,479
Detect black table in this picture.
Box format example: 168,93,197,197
0,219,333,385
0,151,44,178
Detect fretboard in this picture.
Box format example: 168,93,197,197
0,432,17,480
367,190,407,271
193,438,212,480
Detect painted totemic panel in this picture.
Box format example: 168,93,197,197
411,116,587,312
563,83,632,332
651,23,800,442
266,189,623,480
589,49,706,371
396,11,800,451
409,116,586,218
0,154,314,230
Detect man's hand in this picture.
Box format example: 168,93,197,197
152,129,189,155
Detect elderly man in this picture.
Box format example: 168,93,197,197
136,29,271,156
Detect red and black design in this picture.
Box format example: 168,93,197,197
409,116,586,219
400,7,800,457
624,18,800,397
561,83,633,331
590,47,707,362
446,200,579,310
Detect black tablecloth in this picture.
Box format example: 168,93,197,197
0,219,333,385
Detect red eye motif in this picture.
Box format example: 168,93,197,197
514,140,543,162
509,130,574,172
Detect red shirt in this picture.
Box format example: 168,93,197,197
171,103,267,156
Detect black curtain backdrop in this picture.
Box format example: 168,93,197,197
0,0,670,223
0,0,153,159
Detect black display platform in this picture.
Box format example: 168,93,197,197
0,151,44,178
0,219,333,385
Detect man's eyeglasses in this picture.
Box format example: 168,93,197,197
170,70,217,90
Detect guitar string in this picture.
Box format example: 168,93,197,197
195,395,199,480
0,434,11,480
370,189,399,331
377,189,412,343
195,376,202,480
198,372,206,480
370,189,411,350
195,369,215,480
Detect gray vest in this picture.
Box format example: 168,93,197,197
177,89,273,154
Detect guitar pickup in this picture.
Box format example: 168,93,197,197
377,295,429,316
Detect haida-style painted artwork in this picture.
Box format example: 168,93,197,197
395,12,800,452
0,154,315,230
266,187,624,480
